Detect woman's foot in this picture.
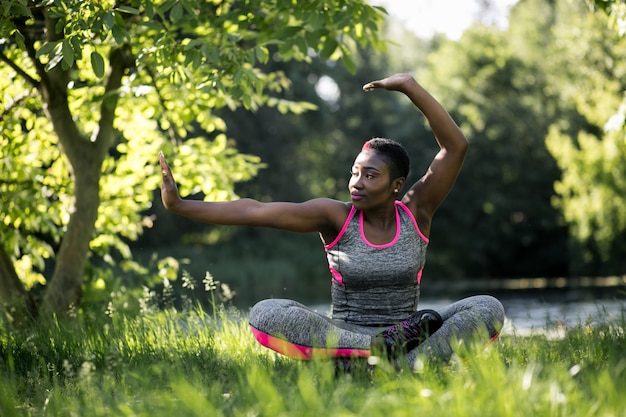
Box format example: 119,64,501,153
370,309,443,359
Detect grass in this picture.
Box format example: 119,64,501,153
1,297,625,417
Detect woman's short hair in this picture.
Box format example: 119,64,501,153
362,138,410,180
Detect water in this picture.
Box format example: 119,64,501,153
312,288,626,339
416,279,626,337
420,295,626,338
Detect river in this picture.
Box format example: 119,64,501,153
420,294,626,338
311,278,626,339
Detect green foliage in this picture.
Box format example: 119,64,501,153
531,0,626,273
408,0,626,277
587,0,626,29
1,295,625,416
547,126,626,268
0,86,68,288
0,0,385,311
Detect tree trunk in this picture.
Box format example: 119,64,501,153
41,163,102,315
38,45,132,316
0,244,37,323
1,10,133,317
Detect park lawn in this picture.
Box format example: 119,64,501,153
1,305,624,417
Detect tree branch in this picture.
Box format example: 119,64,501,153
0,52,40,89
92,45,135,152
11,11,53,91
0,90,34,120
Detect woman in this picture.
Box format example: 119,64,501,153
159,73,505,369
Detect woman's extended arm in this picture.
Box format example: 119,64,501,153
159,151,346,233
363,74,468,235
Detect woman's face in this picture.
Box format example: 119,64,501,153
348,150,398,210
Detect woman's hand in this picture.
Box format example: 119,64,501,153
159,151,182,211
362,73,415,93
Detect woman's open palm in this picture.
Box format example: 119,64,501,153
159,151,182,210
363,73,413,92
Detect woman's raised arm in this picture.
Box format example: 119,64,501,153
363,74,468,235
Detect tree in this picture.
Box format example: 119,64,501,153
417,0,626,278
588,0,626,22
538,0,626,274
0,0,385,318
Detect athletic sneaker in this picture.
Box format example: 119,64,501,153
370,309,443,359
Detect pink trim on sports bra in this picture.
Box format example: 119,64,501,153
396,201,429,243
358,206,401,248
324,202,429,249
329,265,344,286
324,205,356,250
416,267,423,285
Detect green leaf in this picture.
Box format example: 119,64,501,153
255,46,269,64
145,1,154,18
61,39,74,68
184,38,203,51
255,78,264,95
160,0,177,13
305,29,327,49
170,2,183,23
70,36,83,60
246,48,256,64
185,50,201,69
14,31,26,49
341,49,356,74
102,11,115,30
116,6,140,15
55,17,65,34
242,93,252,109
234,68,244,84
35,41,59,58
114,11,126,26
112,25,129,44
320,37,338,60
142,20,164,30
45,52,63,70
295,37,307,55
273,26,302,40
91,51,105,78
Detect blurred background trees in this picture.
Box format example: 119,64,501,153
545,0,626,274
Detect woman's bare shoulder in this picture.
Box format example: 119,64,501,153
299,198,351,243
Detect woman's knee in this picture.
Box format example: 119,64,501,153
482,295,505,320
441,295,505,335
475,295,505,335
249,298,300,328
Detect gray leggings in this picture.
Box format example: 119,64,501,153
249,295,505,366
